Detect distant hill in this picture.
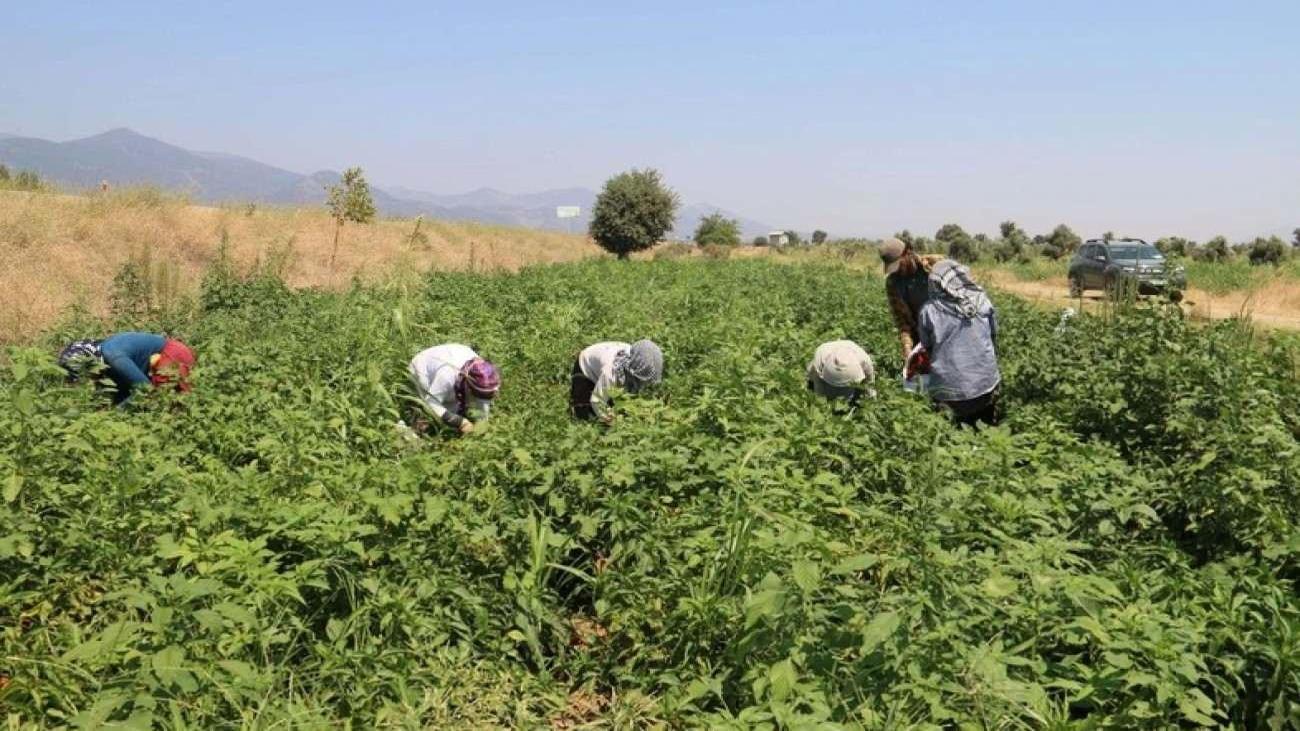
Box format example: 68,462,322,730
0,128,771,238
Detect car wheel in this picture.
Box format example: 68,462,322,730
1068,276,1083,298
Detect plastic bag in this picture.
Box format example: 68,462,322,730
902,344,931,394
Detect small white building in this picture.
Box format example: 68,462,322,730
767,231,790,246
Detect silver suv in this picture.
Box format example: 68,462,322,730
1068,238,1186,298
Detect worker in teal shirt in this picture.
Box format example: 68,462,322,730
62,332,196,405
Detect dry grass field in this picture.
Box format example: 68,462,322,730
0,189,599,343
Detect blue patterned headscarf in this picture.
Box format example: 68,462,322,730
616,339,664,392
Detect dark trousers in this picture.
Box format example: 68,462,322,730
569,358,598,420
944,386,1002,429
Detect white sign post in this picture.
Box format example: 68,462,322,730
556,206,581,234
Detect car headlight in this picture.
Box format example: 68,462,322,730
1121,266,1136,272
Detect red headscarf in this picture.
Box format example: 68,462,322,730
151,339,196,392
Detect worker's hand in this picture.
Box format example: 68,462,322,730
599,413,614,426
459,420,475,435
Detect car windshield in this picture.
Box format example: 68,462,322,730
1107,244,1161,260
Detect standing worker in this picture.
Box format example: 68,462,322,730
58,332,196,405
570,340,664,422
879,238,948,363
407,343,500,434
806,340,876,405
918,261,1002,428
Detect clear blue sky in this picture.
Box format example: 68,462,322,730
4,1,1298,239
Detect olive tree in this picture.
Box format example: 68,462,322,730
589,168,679,260
936,223,977,263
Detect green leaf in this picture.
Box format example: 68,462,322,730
151,644,190,689
3,473,21,503
791,560,821,594
768,659,797,702
861,610,901,653
831,553,878,575
217,659,257,682
981,574,1017,599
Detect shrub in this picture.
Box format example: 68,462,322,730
1247,236,1287,266
652,242,694,261
937,223,978,263
1194,236,1231,263
1155,236,1192,258
699,243,732,260
693,212,741,248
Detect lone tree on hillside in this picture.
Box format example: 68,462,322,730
752,235,769,246
812,230,828,245
1292,227,1300,248
785,230,804,246
589,168,679,260
693,212,741,247
326,167,377,268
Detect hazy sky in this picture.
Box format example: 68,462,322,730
3,1,1298,239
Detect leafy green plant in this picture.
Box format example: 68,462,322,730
2,257,1298,727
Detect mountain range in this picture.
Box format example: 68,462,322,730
0,128,771,238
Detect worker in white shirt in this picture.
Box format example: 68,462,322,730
806,340,876,406
570,340,664,422
406,343,500,434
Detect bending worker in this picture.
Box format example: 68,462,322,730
807,340,876,405
918,260,1002,428
570,340,664,422
408,343,500,434
59,332,196,405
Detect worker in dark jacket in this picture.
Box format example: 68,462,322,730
60,332,196,405
879,238,948,362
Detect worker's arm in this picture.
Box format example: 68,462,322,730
885,280,917,360
988,307,999,350
591,369,616,421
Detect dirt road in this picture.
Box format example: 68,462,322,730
983,271,1300,331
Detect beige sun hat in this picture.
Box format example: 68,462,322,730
807,340,875,400
879,237,908,275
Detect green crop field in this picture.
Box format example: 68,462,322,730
2,259,1299,728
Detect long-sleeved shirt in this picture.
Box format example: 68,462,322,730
578,342,631,420
917,300,1001,404
99,332,166,405
408,344,492,425
885,254,947,359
